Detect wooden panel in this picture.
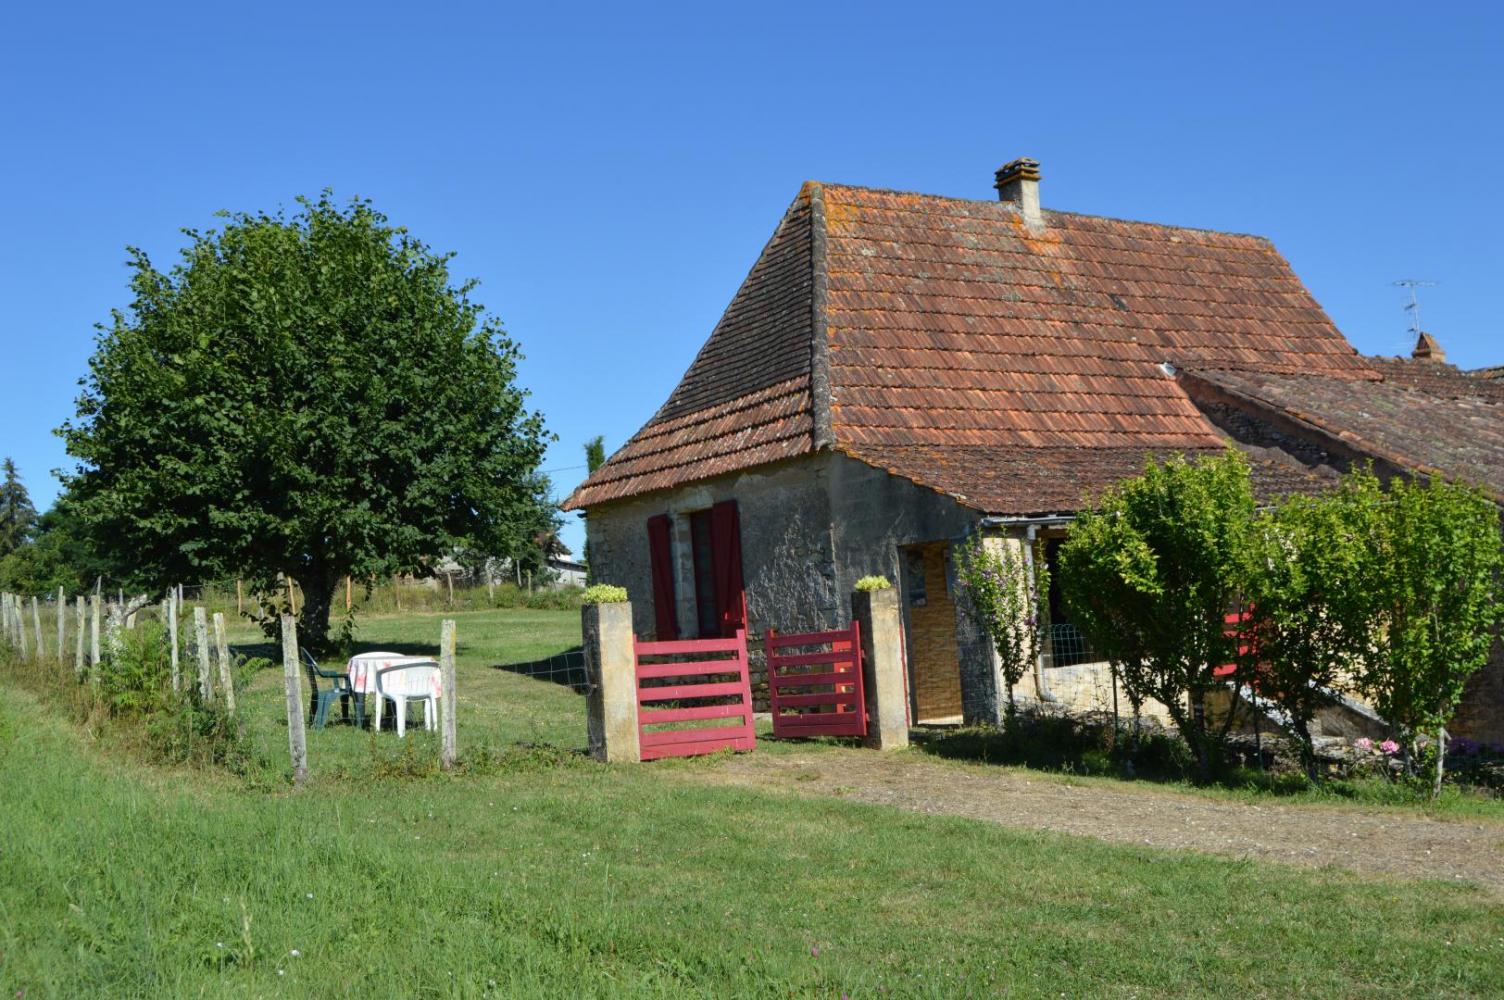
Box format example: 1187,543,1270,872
637,680,750,702
632,630,756,761
908,543,963,721
639,703,750,725
766,622,868,739
636,658,744,679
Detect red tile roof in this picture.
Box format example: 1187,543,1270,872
1185,362,1504,503
564,181,1371,513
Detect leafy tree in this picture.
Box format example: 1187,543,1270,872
954,533,1048,719
0,501,117,595
59,193,555,650
582,435,606,582
1354,475,1503,796
1059,452,1258,781
584,436,606,475
1247,469,1388,779
0,458,38,557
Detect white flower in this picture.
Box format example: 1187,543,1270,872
305,892,314,899
290,949,301,957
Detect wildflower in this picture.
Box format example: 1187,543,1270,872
305,892,314,899
290,949,301,957
1354,738,1373,751
277,969,285,976
1380,739,1400,755
811,946,820,957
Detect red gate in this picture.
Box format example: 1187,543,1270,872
634,630,756,761
765,622,867,739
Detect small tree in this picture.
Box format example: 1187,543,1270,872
1059,452,1258,781
954,533,1048,720
1247,468,1387,779
582,435,606,584
1355,476,1503,796
0,458,38,558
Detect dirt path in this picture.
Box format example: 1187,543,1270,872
697,748,1504,895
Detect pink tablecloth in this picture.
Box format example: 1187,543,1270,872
346,652,441,696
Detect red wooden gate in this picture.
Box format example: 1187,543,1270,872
765,622,868,739
634,630,756,761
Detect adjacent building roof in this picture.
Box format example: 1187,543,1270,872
564,178,1375,514
1184,360,1504,503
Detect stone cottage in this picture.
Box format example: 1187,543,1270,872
562,159,1503,742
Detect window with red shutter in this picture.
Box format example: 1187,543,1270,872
646,514,678,640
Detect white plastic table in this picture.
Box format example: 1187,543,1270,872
346,652,442,732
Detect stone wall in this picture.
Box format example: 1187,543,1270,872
584,451,985,713
1451,636,1504,746
581,456,837,704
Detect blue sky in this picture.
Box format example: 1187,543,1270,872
2,1,1500,558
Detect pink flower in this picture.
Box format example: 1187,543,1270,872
1354,738,1373,751
1380,740,1400,755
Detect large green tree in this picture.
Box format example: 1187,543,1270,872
0,458,38,557
59,193,555,649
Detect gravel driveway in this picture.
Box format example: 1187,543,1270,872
697,747,1504,895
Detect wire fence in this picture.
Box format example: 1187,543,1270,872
1046,622,1099,668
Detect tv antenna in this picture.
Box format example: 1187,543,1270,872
1392,279,1436,338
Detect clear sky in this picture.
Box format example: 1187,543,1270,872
2,1,1500,558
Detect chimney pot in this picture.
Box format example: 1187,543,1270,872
995,157,1042,228
1412,331,1446,363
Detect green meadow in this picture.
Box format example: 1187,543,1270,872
2,607,1501,997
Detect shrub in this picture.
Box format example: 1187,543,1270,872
853,575,892,592
143,699,265,778
580,584,628,605
1060,452,1258,781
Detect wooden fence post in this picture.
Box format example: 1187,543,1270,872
56,587,65,662
345,575,352,612
280,614,307,783
193,606,213,701
440,618,457,769
73,596,85,677
167,597,180,693
31,597,43,660
16,596,29,659
213,612,235,713
236,578,244,615
89,595,101,674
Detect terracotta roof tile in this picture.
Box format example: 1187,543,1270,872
564,180,1375,512
1186,364,1504,502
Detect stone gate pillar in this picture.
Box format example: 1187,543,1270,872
853,587,910,750
583,600,640,763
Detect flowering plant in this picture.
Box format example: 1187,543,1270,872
1354,737,1373,752
954,534,1048,717
1379,739,1400,755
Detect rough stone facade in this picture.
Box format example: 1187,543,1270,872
1452,637,1504,746
582,450,987,715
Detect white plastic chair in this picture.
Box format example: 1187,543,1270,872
374,661,441,737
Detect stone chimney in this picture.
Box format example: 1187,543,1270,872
1412,331,1446,363
994,157,1042,228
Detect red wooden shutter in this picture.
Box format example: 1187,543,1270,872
710,500,745,636
647,515,679,640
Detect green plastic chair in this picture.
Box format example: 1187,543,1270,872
301,648,361,729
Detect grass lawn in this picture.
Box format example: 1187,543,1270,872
3,607,1502,997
